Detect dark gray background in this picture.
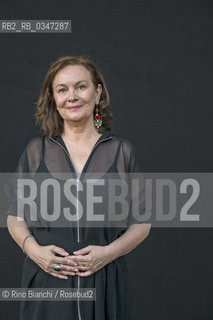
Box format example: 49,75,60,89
0,0,213,319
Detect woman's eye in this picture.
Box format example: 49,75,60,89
78,85,86,89
58,88,66,93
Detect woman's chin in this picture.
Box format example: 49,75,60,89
64,116,87,123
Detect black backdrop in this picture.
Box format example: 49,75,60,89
0,0,213,319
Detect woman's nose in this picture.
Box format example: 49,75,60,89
68,89,78,101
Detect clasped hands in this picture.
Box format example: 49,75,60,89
32,244,112,280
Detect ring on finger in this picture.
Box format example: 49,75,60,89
53,264,61,272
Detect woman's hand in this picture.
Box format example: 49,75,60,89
6,217,81,280
70,245,112,277
69,224,151,278
28,244,80,280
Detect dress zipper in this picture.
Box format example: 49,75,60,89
76,176,81,320
49,136,112,180
49,135,112,320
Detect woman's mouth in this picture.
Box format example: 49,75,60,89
67,105,82,110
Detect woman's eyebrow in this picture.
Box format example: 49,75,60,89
55,80,88,88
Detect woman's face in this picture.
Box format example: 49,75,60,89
52,65,102,125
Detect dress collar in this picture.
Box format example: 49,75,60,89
53,129,113,144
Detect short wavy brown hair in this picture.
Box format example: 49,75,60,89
35,56,112,137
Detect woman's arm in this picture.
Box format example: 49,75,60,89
72,223,151,277
7,215,80,279
7,215,41,256
106,223,151,260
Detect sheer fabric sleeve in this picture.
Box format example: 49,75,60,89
4,137,42,217
119,139,146,226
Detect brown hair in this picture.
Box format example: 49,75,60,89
35,56,112,137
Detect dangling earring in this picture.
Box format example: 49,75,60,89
93,105,102,131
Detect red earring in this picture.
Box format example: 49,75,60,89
94,105,102,131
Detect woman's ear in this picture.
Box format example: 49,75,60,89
96,84,102,104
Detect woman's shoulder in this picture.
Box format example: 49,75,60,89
21,136,45,168
24,135,44,152
110,131,140,172
110,131,136,154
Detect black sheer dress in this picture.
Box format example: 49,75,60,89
6,130,145,320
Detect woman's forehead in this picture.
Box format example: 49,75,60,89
54,65,92,83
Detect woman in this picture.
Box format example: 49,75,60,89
6,56,151,320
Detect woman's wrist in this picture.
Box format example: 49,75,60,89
104,244,117,263
23,236,41,260
22,234,34,256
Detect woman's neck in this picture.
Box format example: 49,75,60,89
62,121,101,143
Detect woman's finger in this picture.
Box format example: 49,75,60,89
73,246,91,255
50,266,77,277
76,270,93,277
57,264,79,273
50,272,68,280
60,270,76,276
76,263,92,271
53,256,78,266
71,255,94,265
50,245,70,256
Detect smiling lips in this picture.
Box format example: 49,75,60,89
67,105,82,110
